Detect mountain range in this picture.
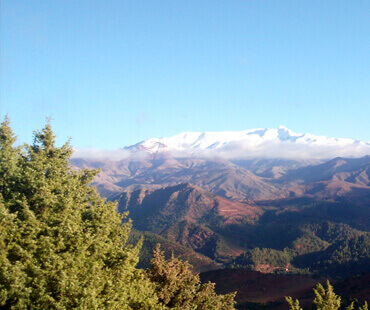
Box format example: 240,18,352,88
71,155,370,201
71,127,369,305
73,126,370,161
71,127,369,201
123,126,370,159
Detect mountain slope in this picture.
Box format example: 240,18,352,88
277,156,370,199
283,156,370,185
112,183,259,259
115,182,262,226
128,229,219,273
71,157,283,200
71,156,370,201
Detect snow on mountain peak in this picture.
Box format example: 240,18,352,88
123,127,370,159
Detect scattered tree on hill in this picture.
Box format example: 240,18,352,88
344,302,368,310
285,297,303,310
0,117,236,309
360,302,368,310
286,280,367,310
313,280,341,310
147,245,236,310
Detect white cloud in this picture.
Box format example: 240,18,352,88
72,128,369,160
72,148,132,161
72,140,370,161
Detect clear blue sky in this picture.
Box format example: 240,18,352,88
1,1,369,148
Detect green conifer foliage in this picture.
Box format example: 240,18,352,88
285,296,303,310
147,245,236,310
359,302,368,310
0,119,161,309
286,280,367,310
0,116,20,203
0,119,236,310
346,302,355,310
313,280,341,310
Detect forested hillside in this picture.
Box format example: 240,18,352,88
112,182,370,278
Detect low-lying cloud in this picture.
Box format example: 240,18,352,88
169,141,370,160
72,140,370,161
72,148,132,161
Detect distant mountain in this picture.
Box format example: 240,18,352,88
71,156,370,201
71,157,284,200
71,127,369,200
280,156,370,199
123,126,370,159
283,155,370,185
230,158,323,178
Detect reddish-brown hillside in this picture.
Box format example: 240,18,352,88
114,182,263,226
112,183,259,259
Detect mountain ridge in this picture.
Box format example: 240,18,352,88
71,155,370,201
122,127,370,160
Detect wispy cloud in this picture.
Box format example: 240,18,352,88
168,141,370,160
72,148,132,161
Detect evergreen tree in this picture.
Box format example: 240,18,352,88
147,245,236,310
313,280,341,310
0,119,237,309
286,280,367,310
0,116,20,203
359,302,368,310
285,297,303,310
0,119,161,309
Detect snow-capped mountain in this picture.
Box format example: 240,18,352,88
124,126,370,159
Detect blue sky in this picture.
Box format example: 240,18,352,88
1,1,369,148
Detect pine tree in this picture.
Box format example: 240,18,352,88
147,245,236,310
313,280,341,310
0,116,20,203
286,280,368,310
285,296,303,310
0,119,162,309
359,302,368,310
0,119,238,309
